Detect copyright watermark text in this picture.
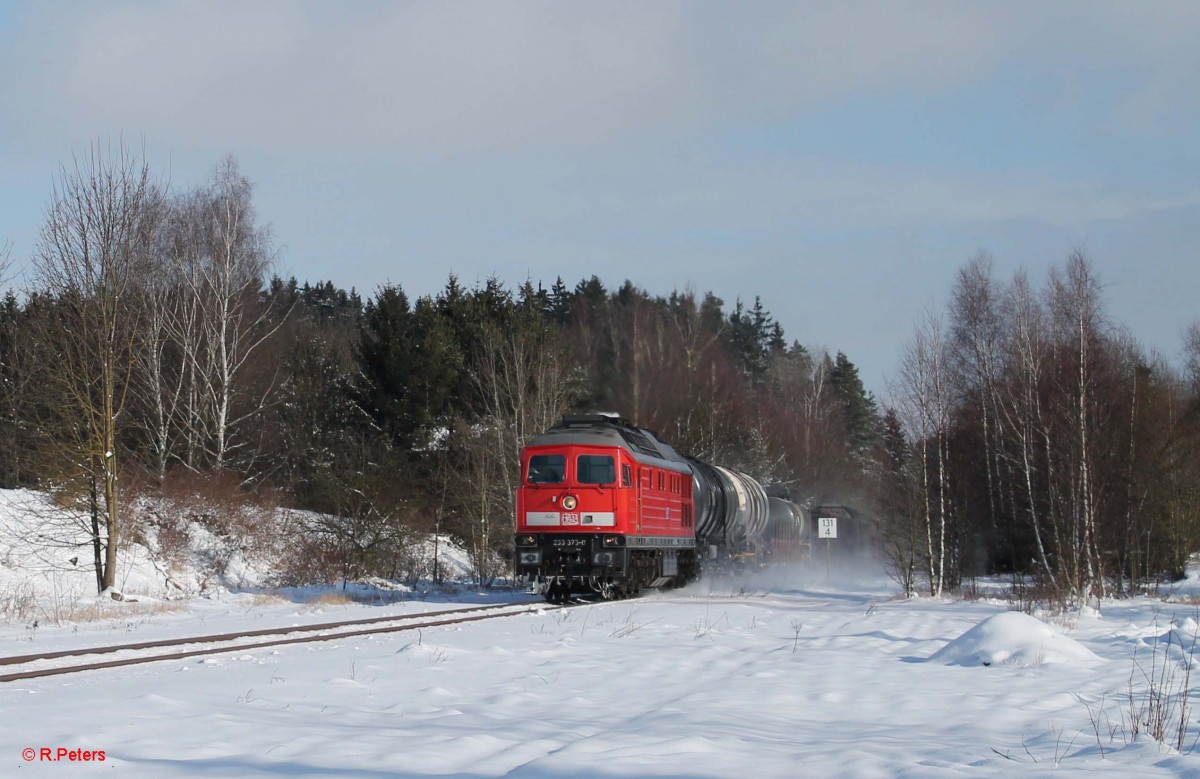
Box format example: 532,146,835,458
22,747,106,763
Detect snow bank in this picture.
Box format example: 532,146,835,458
928,610,1104,668
0,487,482,624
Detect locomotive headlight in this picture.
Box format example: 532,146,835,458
561,495,578,510
602,535,624,547
515,535,537,547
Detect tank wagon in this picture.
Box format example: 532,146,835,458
766,497,812,563
513,413,809,601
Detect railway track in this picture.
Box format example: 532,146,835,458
0,600,558,683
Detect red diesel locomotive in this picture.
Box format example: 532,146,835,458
513,413,809,601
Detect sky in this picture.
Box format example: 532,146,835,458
1,1,1198,398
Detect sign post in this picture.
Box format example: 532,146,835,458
818,517,837,579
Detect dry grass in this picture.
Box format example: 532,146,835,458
0,582,38,623
243,592,289,609
1078,614,1200,756
306,591,355,607
46,598,190,625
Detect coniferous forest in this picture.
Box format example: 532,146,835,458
3,145,1199,603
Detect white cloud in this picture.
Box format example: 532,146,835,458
4,1,1198,159
0,1,1048,156
508,145,1199,238
4,1,1196,158
2,2,691,154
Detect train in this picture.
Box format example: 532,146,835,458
512,413,813,602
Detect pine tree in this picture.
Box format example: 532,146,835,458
548,276,575,324
725,296,775,384
878,407,919,595
829,351,880,459
357,285,461,452
357,284,418,447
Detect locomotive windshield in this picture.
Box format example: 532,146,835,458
577,454,615,485
527,454,566,484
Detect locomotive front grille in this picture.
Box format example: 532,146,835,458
513,533,628,576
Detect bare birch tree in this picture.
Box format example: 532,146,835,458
160,157,289,474
134,206,198,481
1047,250,1107,600
995,269,1056,584
896,307,953,596
949,252,1007,563
0,242,11,283
1185,321,1200,395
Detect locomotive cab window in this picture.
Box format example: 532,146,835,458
577,455,615,485
527,454,566,484
621,464,632,487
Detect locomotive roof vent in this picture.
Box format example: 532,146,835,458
553,413,665,459
559,413,632,427
618,429,663,459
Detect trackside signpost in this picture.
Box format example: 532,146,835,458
818,517,837,578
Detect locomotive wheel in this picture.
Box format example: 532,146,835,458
629,550,655,591
675,550,698,587
599,581,638,600
544,582,570,604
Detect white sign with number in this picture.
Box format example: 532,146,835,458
818,517,837,539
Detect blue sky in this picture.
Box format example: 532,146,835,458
1,1,1197,397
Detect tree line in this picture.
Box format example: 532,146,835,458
4,141,1197,601
880,252,1200,603
1,142,880,592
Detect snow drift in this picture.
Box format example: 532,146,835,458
928,610,1104,668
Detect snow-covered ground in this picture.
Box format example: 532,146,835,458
5,488,1200,777
3,567,1200,777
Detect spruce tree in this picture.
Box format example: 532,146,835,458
829,351,880,459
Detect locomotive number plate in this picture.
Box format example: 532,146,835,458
551,538,586,547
